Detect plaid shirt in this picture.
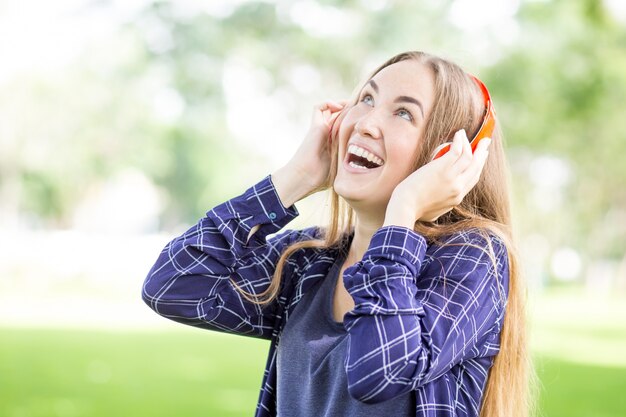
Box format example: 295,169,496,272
142,174,509,417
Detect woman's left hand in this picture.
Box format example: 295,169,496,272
385,129,492,225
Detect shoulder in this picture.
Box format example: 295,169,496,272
422,227,510,303
266,224,325,248
266,225,341,271
426,227,508,265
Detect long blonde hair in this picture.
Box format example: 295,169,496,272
231,51,538,417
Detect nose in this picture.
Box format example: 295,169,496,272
354,110,382,139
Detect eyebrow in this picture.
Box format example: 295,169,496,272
395,96,424,119
367,79,379,93
365,79,425,119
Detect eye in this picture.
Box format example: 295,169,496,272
397,108,414,122
361,94,374,106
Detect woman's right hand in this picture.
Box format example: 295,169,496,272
285,100,347,195
271,100,347,208
385,129,492,225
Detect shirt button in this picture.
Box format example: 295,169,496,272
269,212,277,220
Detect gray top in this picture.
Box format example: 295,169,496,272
276,248,415,417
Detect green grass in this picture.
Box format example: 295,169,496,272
1,289,625,416
0,328,268,417
534,356,626,417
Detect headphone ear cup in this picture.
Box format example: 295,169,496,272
431,142,453,161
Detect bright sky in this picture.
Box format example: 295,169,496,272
5,0,625,82
0,0,529,81
0,0,138,81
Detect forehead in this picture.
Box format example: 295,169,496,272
369,59,435,113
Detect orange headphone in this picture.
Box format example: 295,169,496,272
432,74,496,160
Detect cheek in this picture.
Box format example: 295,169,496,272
337,108,366,156
339,106,365,133
385,146,419,177
336,110,358,154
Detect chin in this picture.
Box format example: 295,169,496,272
333,178,376,205
332,179,358,201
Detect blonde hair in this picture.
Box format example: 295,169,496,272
231,51,538,417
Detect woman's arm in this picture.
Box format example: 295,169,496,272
341,226,509,403
141,99,345,340
141,174,314,340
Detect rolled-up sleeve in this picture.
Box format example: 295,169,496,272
342,226,509,403
141,174,309,340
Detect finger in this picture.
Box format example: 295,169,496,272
451,129,466,159
451,129,473,175
330,108,348,140
458,137,491,185
432,129,463,166
327,111,340,130
318,103,346,128
476,136,492,154
318,101,345,112
312,105,332,126
467,149,490,187
473,136,492,155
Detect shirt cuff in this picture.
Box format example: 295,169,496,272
206,174,299,244
362,225,427,276
342,226,428,316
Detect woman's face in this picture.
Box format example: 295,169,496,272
333,59,436,212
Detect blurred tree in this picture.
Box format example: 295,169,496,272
1,0,623,272
490,0,626,261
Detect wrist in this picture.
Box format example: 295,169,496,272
383,199,418,229
271,164,314,208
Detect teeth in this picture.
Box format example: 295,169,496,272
349,161,368,169
348,145,384,166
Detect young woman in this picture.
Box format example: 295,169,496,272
142,51,535,417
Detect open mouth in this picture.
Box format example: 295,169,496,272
348,153,382,169
345,144,385,170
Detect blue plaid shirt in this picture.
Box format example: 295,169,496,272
142,174,509,417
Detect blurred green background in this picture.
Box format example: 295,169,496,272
1,0,625,416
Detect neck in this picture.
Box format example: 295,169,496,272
345,215,385,266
